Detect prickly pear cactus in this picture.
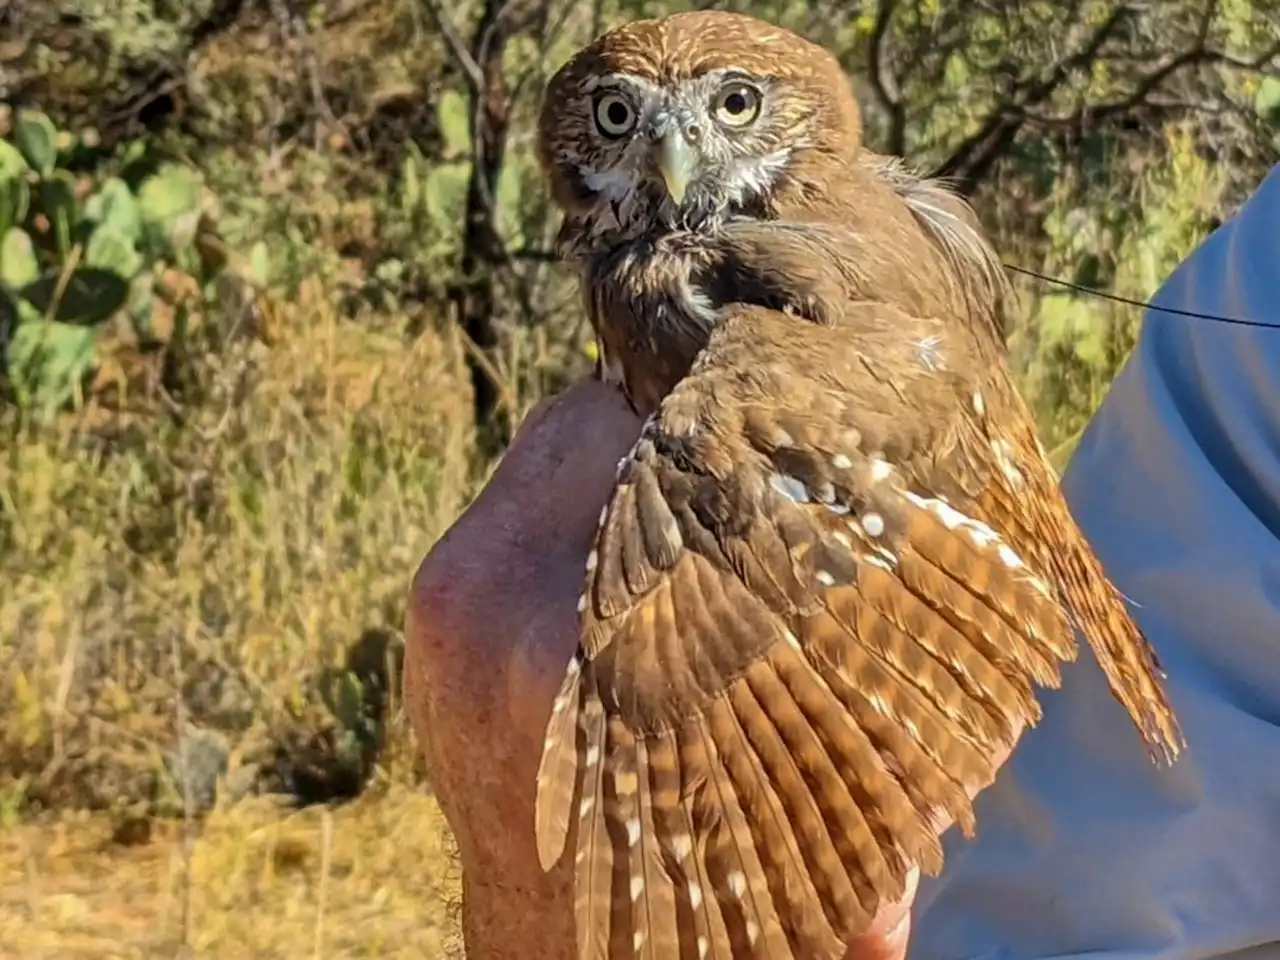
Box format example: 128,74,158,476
0,109,215,414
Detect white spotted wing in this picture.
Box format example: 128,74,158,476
535,300,1082,960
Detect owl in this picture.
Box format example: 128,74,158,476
532,11,1184,960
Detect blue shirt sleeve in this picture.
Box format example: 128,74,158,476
910,162,1280,960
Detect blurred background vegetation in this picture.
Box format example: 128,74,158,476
0,0,1276,955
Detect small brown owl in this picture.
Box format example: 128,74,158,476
532,11,1184,960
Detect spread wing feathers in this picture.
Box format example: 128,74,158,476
536,301,1097,957
973,398,1185,762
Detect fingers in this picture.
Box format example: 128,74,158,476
843,868,917,960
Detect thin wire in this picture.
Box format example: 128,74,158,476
1005,263,1279,331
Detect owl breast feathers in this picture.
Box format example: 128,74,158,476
532,11,1184,960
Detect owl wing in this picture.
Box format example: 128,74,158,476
535,301,1084,960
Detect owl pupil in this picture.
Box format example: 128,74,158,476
725,92,747,114
607,102,629,125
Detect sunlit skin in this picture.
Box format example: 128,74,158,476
403,377,1015,960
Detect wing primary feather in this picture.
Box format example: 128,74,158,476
799,609,990,837
899,498,1070,684
574,669,614,960
1044,530,1186,763
620,728,680,959
685,716,795,958
855,559,1033,746
741,650,877,933
706,693,845,958
814,586,997,760
768,638,915,899
649,731,733,959
981,403,1183,761
536,650,584,872
805,634,989,842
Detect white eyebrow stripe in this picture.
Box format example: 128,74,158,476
583,72,664,97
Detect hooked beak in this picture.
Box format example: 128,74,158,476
654,130,696,206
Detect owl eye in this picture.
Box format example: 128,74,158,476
593,93,636,138
713,82,762,127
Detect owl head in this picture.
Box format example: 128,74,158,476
538,11,861,246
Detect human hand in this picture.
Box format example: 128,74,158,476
403,376,1013,960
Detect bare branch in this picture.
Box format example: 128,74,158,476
413,0,549,438
1020,37,1279,126
866,0,908,155
417,0,486,91
931,4,1133,189
511,246,558,263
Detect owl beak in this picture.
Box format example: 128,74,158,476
654,131,696,206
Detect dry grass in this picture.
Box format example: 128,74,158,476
1,271,484,955
0,786,462,958
0,274,478,810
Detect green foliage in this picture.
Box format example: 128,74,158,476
435,89,472,159
0,143,32,239
339,85,541,315
12,109,58,177
1015,123,1229,459
423,90,474,233
0,110,217,414
319,669,380,771
1256,77,1280,127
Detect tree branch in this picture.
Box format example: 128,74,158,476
415,0,543,440
866,0,908,156
417,0,486,91
1016,36,1278,126
930,4,1132,190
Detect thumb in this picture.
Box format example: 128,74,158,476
842,869,917,960
842,731,1018,960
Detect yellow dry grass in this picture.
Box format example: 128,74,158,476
1,275,479,811
0,273,492,958
0,786,462,958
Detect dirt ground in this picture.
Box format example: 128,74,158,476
0,788,462,959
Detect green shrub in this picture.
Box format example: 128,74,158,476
0,110,221,415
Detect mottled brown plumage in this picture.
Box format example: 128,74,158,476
533,11,1185,959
